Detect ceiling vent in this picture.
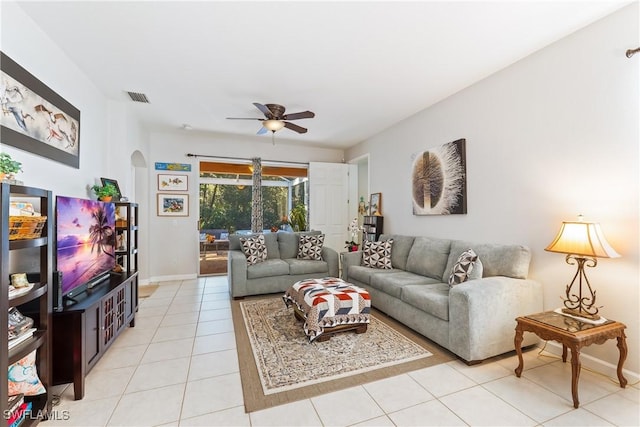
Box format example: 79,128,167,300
127,91,150,103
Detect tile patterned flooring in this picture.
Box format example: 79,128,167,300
41,276,639,426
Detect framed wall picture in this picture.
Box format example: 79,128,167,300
100,177,122,199
157,193,189,217
0,52,81,168
411,138,467,215
157,174,188,191
369,193,382,216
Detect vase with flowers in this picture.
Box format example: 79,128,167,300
345,217,363,252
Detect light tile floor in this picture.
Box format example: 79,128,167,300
41,276,640,426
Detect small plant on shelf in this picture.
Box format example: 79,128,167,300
0,152,22,180
91,183,119,201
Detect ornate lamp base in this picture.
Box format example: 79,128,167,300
561,255,602,320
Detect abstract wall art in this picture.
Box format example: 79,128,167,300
411,138,467,215
1,52,80,168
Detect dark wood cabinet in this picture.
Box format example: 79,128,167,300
1,184,52,424
362,215,383,242
52,272,137,400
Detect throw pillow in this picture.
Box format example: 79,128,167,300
8,350,46,396
448,248,480,287
297,234,325,260
239,234,267,265
362,239,393,269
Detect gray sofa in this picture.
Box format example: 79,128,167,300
341,234,543,363
228,231,339,298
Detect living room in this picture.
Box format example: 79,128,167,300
1,1,638,426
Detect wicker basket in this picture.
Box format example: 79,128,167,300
9,216,47,240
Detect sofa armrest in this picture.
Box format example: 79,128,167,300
340,250,362,280
322,246,339,278
448,276,544,361
228,250,248,297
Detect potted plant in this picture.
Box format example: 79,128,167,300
345,240,359,252
345,217,362,252
91,183,119,201
288,204,307,232
0,153,22,181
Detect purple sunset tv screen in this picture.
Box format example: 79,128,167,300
56,196,116,296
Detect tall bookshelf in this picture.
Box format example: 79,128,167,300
1,184,52,424
362,215,383,242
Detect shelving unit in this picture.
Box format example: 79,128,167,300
114,202,138,275
362,215,383,242
1,184,52,424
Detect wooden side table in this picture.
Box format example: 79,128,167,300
514,311,627,408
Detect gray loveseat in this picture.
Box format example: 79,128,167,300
228,231,339,298
341,234,543,363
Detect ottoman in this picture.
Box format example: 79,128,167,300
283,277,371,342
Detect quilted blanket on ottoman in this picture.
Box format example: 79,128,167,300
283,277,371,342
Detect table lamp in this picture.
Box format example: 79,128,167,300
545,215,620,320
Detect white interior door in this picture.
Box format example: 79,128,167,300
309,162,357,252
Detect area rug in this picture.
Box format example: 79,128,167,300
138,284,159,298
232,296,454,412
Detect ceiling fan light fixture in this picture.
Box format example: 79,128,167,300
263,119,285,132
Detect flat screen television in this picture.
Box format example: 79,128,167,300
55,195,116,299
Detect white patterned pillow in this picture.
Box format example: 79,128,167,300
297,234,325,260
240,234,267,265
362,239,393,269
448,248,481,287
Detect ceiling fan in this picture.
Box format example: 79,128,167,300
227,102,315,135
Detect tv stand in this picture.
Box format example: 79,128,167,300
52,272,138,400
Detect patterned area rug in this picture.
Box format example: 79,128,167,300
232,296,455,412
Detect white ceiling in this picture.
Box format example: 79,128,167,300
16,1,629,149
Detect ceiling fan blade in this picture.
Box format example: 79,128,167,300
284,121,307,134
257,126,268,135
282,111,315,120
226,117,263,120
253,102,274,119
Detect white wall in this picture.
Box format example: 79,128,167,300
346,4,639,375
1,2,110,197
146,131,344,281
2,1,151,278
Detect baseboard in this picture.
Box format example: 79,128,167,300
542,341,639,383
148,273,198,283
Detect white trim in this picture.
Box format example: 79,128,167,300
149,273,198,283
542,341,640,383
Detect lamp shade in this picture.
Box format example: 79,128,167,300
262,119,285,132
545,221,620,258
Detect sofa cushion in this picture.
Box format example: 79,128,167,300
401,283,451,321
297,234,325,260
347,265,392,285
448,248,482,286
380,234,414,270
362,239,393,269
285,259,329,275
370,271,439,299
246,259,290,279
278,231,322,259
239,234,267,265
444,240,531,280
405,237,452,280
231,232,280,259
